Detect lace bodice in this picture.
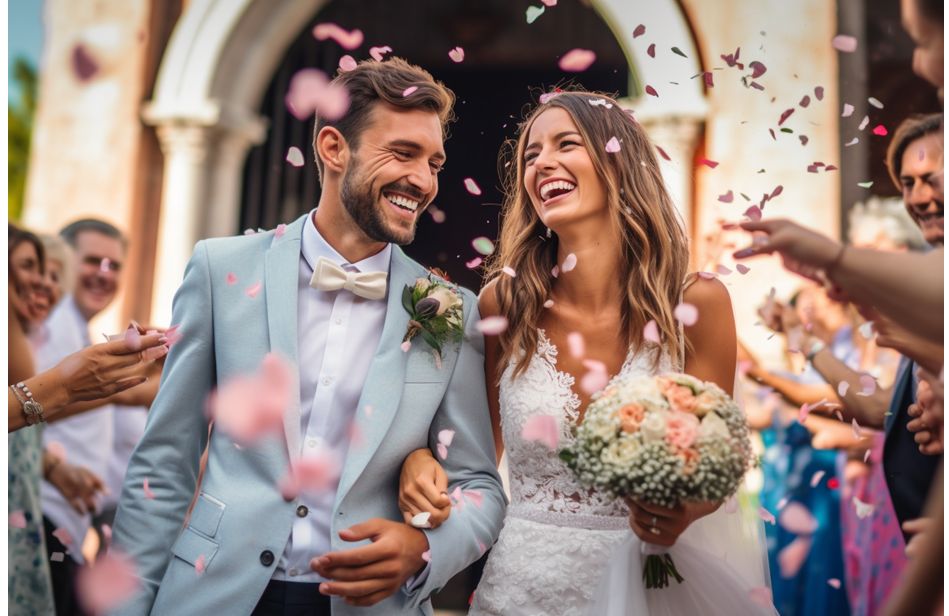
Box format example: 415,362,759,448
498,330,676,522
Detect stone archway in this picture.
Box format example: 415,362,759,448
145,0,706,323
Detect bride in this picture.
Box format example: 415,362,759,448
399,90,773,615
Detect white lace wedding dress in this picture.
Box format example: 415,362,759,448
470,331,774,616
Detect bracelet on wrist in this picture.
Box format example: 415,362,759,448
805,339,826,363
11,382,46,425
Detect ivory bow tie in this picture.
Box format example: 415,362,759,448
309,257,387,300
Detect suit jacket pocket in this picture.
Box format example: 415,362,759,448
189,492,225,538
171,527,219,568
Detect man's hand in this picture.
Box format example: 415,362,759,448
907,376,944,455
626,499,720,547
399,448,452,528
47,461,106,514
902,517,935,559
311,518,429,607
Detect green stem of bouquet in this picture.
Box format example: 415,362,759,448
642,554,685,590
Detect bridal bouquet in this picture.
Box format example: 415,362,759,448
560,372,752,590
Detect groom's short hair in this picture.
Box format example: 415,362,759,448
313,57,455,184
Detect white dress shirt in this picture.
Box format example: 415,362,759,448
273,212,391,582
36,296,115,564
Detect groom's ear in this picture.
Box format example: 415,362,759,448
316,126,349,176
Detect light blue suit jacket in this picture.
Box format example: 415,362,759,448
111,214,505,615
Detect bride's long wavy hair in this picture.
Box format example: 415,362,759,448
486,90,690,379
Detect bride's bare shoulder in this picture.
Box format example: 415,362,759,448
478,277,502,318
683,273,732,312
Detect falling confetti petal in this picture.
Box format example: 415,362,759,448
778,108,795,126
842,104,854,117
671,46,687,58
463,177,483,195
645,85,659,97
438,429,455,449
858,374,876,396
815,86,825,100
798,402,811,423
9,511,27,529
858,116,870,131
208,354,293,444
502,266,516,278
448,47,465,63
859,321,874,339
124,327,142,351
778,537,813,578
827,578,842,589
605,137,622,153
142,478,156,500
279,452,341,499
777,497,790,511
421,550,431,562
369,46,393,62
749,61,767,78
76,551,142,615
697,272,717,280
551,265,560,278
338,55,357,72
476,316,509,335
311,23,364,50
53,527,74,547
567,332,585,358
716,264,733,275
643,320,661,344
400,341,411,352
245,282,262,298
51,552,65,562
853,496,874,519
857,181,873,189
655,145,670,161
799,95,811,108
562,253,578,272
844,137,859,147
633,24,646,38
758,507,776,525
673,302,699,326
559,49,596,72
868,96,883,109
703,72,714,88
521,415,559,449
471,236,495,255
465,257,483,269
851,418,864,439
543,299,555,308
402,86,418,97
428,205,446,223
286,147,305,167
718,190,734,203
541,0,557,5
195,553,207,575
225,273,237,286
832,35,858,53
580,367,610,395
647,43,656,58
411,512,432,529
809,470,825,487
526,5,545,24
863,448,871,463
837,381,850,397
872,125,888,136
285,68,350,121
736,263,750,274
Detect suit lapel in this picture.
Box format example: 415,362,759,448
884,357,914,437
334,247,416,505
265,215,307,459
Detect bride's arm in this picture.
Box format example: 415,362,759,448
479,280,505,464
682,276,737,395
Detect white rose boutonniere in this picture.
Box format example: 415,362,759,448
402,271,464,367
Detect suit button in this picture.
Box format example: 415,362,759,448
296,505,308,518
259,550,274,567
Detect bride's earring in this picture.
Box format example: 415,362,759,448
546,227,552,238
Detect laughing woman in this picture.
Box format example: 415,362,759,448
399,91,773,615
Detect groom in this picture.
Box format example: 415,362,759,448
111,58,505,615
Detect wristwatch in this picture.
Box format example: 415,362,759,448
10,382,46,425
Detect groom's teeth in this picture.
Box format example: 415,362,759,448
540,180,577,201
386,194,419,211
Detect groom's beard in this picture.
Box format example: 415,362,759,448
340,162,420,246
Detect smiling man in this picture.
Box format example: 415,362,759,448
887,113,944,247
111,58,504,616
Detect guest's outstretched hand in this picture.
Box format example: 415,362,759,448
53,332,168,404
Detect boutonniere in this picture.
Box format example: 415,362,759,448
402,275,464,367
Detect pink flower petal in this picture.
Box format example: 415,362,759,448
778,502,818,535
521,415,559,449
815,86,825,100
465,257,483,269
76,551,141,614
703,72,714,88
749,61,767,78
749,587,773,608
9,511,27,529
438,429,455,447
400,341,411,352
837,381,850,397
286,147,305,167
853,496,875,519
827,578,841,589
605,136,621,153
799,95,811,108
851,418,863,440
558,48,596,72
502,266,516,278
53,527,74,546
645,85,659,97
286,452,341,495
872,124,888,136
448,47,465,63
567,332,585,358
421,550,431,562
633,24,646,38
463,177,483,196
436,443,448,460
778,108,795,126
858,374,876,396
655,145,671,161
541,0,557,5
736,264,750,274
164,324,182,347
311,23,364,50
799,402,810,423
643,320,661,344
338,55,357,72
285,68,350,122
647,43,656,58
275,224,287,238
143,478,156,500
580,368,610,395
245,281,262,298
561,253,578,272
463,489,484,509
476,316,509,336
778,537,812,577
832,34,858,53
758,507,776,525
551,265,560,278
208,355,292,444
673,302,699,326
370,45,393,62
744,205,762,221
226,273,237,285
402,85,418,97
777,497,790,511
543,299,555,308
842,103,854,117
699,158,719,168
718,190,734,203
810,470,825,488
716,264,733,275
471,236,494,255
195,554,207,575
124,327,142,351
